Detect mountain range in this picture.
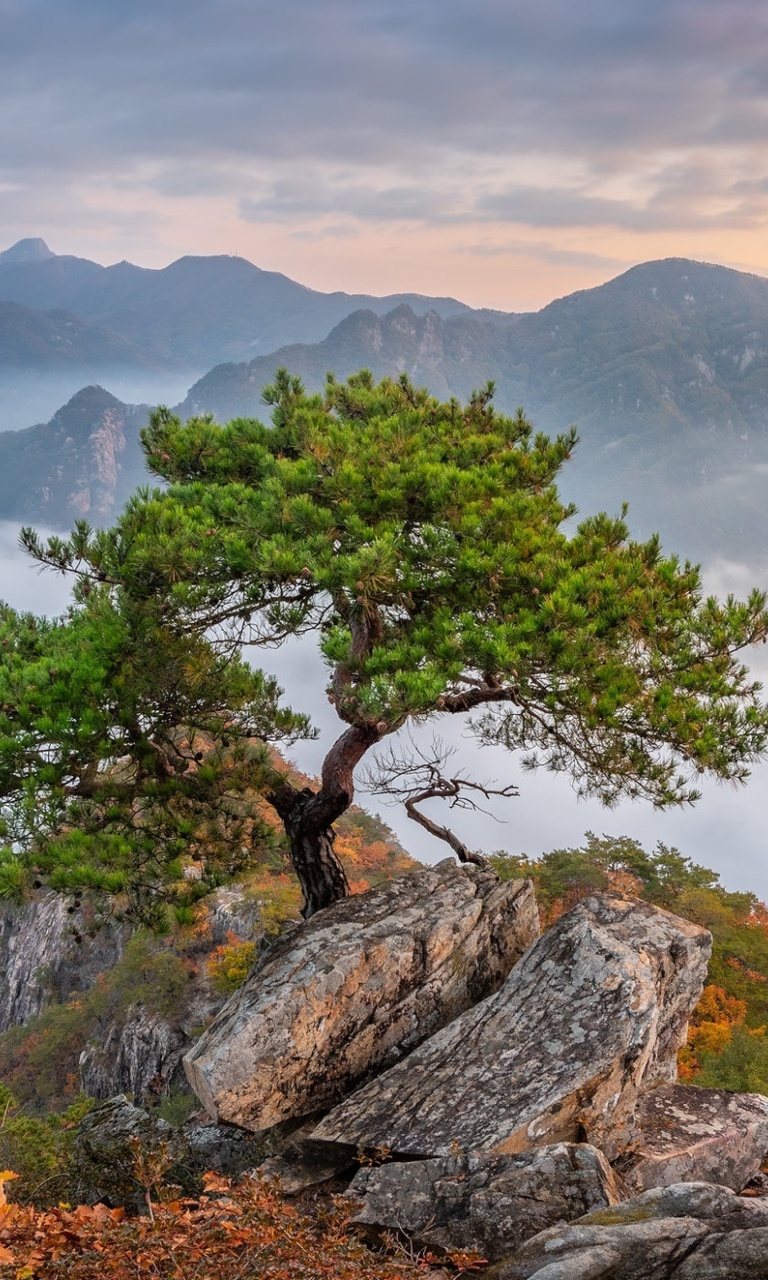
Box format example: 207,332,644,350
1,242,768,562
0,238,474,425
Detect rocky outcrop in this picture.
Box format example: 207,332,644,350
617,1083,768,1195
71,1095,266,1208
71,1095,173,1208
348,1144,620,1261
488,1182,768,1279
312,894,711,1158
184,862,539,1130
78,1007,189,1103
0,890,127,1033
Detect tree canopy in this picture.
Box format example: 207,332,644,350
6,368,768,918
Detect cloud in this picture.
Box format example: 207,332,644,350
2,3,768,196
2,0,768,304
458,239,630,272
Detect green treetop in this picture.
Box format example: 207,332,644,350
11,369,768,918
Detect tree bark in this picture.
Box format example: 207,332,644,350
268,721,383,917
281,792,351,918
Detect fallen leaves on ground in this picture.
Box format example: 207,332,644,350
0,1170,481,1280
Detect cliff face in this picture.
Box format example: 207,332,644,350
0,883,266,1105
0,891,128,1034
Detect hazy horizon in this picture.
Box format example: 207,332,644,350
4,2,768,312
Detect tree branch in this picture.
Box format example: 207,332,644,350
365,736,518,869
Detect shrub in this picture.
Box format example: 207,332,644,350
207,934,258,995
0,1170,464,1279
0,1085,93,1207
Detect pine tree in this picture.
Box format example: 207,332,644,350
11,370,768,918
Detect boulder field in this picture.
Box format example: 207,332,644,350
176,861,768,1276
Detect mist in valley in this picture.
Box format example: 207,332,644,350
0,370,197,434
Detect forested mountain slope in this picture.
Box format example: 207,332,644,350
3,255,768,557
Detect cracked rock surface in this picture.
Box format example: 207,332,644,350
348,1143,620,1260
312,894,711,1157
617,1083,768,1195
184,861,538,1129
487,1181,768,1279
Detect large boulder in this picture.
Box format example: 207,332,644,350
183,861,539,1130
487,1182,768,1279
348,1144,620,1261
617,1083,768,1195
312,894,710,1158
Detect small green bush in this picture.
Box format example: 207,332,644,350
0,1085,93,1206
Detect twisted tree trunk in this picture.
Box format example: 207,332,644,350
268,722,382,917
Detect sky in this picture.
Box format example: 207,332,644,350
3,0,768,310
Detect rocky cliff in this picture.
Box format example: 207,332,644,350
0,891,128,1034
0,386,150,525
0,882,266,1106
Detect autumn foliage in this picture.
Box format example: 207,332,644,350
678,984,750,1080
0,1168,484,1280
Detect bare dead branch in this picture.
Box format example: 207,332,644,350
364,735,518,870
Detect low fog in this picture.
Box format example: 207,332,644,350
0,371,196,433
2,521,768,903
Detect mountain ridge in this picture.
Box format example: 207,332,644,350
0,238,475,370
2,252,768,559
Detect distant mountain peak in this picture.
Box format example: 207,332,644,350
0,238,56,264
52,385,125,420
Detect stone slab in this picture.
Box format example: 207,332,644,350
312,894,711,1158
617,1083,768,1195
184,861,539,1129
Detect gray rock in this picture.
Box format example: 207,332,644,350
0,890,127,1032
579,1180,768,1231
76,1094,171,1151
71,1094,173,1207
492,1221,768,1280
79,1006,189,1105
488,1219,711,1279
617,1084,768,1195
486,1183,768,1279
673,1228,768,1278
179,1114,266,1177
184,862,539,1130
72,1095,265,1207
348,1144,620,1261
313,894,710,1158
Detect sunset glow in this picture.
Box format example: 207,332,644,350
4,0,768,310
